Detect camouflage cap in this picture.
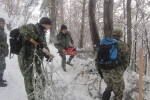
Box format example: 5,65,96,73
113,29,123,37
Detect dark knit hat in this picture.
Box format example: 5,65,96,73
39,17,52,25
0,18,5,24
61,24,67,30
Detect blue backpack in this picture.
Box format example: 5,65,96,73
97,38,119,69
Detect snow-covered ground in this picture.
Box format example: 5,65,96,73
0,44,100,100
0,56,28,100
1,44,150,100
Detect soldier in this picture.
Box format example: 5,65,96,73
18,17,54,100
54,25,75,72
96,29,130,100
0,18,8,87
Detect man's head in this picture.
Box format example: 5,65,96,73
0,18,5,27
39,17,52,31
61,24,67,34
112,29,123,39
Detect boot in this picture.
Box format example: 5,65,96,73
0,74,7,87
0,81,7,87
66,55,74,66
66,61,73,66
102,91,111,100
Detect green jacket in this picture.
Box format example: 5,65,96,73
54,31,74,51
19,23,49,59
0,27,8,56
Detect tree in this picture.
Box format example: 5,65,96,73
127,0,132,59
79,0,86,48
49,0,57,43
103,0,114,38
88,0,100,50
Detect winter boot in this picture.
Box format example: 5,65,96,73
0,81,7,87
102,91,111,100
66,61,73,66
0,74,7,87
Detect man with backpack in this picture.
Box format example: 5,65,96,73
16,17,54,100
95,29,130,100
0,18,8,87
54,25,75,72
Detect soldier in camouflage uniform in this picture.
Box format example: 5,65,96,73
54,25,75,72
0,18,8,87
18,17,54,100
96,29,130,100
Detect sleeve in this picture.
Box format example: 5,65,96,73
54,35,64,51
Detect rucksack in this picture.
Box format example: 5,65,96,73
9,28,22,56
97,38,119,70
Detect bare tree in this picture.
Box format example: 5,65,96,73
127,0,132,55
79,0,86,48
49,0,57,43
88,0,100,50
103,0,114,38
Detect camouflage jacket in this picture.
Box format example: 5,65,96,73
19,23,49,59
0,26,8,56
95,39,130,71
54,31,74,51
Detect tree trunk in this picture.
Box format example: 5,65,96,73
49,0,56,43
88,0,100,51
103,0,114,38
127,0,132,55
79,0,86,49
60,0,64,25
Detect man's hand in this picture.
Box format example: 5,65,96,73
30,39,39,47
62,49,67,54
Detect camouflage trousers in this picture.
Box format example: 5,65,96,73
18,54,45,100
102,67,125,100
59,52,74,68
0,51,6,75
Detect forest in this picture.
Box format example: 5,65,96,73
0,0,150,100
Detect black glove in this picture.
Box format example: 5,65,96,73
45,55,53,62
37,43,44,49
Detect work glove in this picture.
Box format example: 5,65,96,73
62,49,67,54
36,43,44,49
45,54,53,62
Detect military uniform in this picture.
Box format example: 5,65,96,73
18,22,50,100
96,29,130,100
0,18,8,87
55,31,74,71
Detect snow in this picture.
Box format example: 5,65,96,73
1,1,150,100
0,56,27,100
0,44,96,100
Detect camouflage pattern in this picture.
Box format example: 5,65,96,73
54,31,74,51
96,38,129,100
18,23,48,100
0,26,8,76
113,29,123,37
54,31,74,70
